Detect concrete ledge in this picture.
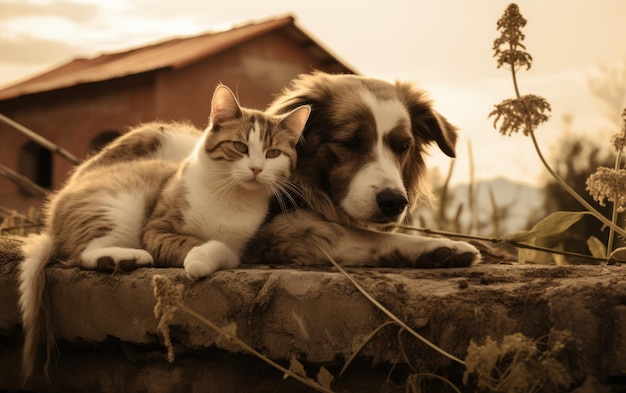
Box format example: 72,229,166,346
1,250,625,392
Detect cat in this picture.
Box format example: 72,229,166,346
18,84,310,380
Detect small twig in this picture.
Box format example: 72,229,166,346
0,113,81,165
337,320,397,379
0,163,48,197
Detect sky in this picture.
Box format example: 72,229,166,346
1,0,626,187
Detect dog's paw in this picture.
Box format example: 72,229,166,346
415,240,481,268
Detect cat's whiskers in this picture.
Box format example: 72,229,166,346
274,176,305,201
211,174,243,199
206,167,270,199
269,176,305,215
269,184,289,215
200,169,242,198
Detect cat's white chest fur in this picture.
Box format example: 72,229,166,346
180,160,268,254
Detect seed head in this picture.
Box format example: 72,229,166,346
586,167,626,212
610,108,626,153
152,274,184,362
489,94,551,136
493,3,533,70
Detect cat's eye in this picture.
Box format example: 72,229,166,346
232,141,248,154
266,149,281,158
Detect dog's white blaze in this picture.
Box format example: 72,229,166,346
359,90,408,136
340,90,410,223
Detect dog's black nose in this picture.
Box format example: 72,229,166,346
376,189,408,217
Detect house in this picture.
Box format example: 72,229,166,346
0,15,356,214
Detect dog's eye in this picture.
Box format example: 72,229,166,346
338,132,364,149
335,138,355,149
341,139,358,148
232,141,248,154
395,140,412,154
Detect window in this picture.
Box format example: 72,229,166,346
18,141,52,190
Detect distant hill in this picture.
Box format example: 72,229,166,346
415,178,544,236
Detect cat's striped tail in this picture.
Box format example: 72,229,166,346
18,232,55,382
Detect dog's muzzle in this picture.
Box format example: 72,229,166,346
376,189,408,219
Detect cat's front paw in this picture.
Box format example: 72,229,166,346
184,259,219,280
82,247,153,272
183,241,240,280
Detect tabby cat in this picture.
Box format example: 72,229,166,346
18,84,310,380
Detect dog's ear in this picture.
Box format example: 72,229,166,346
423,110,458,158
395,81,458,158
266,72,330,116
266,73,335,159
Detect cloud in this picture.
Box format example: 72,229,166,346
0,35,82,64
0,1,99,68
0,0,99,23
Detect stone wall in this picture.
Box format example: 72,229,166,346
1,245,625,392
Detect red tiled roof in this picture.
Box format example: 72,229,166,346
0,15,356,101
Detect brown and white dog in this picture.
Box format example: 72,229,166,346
245,71,481,267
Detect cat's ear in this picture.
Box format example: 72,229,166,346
279,105,311,138
210,85,242,126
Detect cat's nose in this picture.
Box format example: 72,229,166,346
250,167,263,175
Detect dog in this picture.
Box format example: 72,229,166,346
244,71,481,267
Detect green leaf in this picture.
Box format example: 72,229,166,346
586,236,606,259
317,367,334,390
504,211,590,242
